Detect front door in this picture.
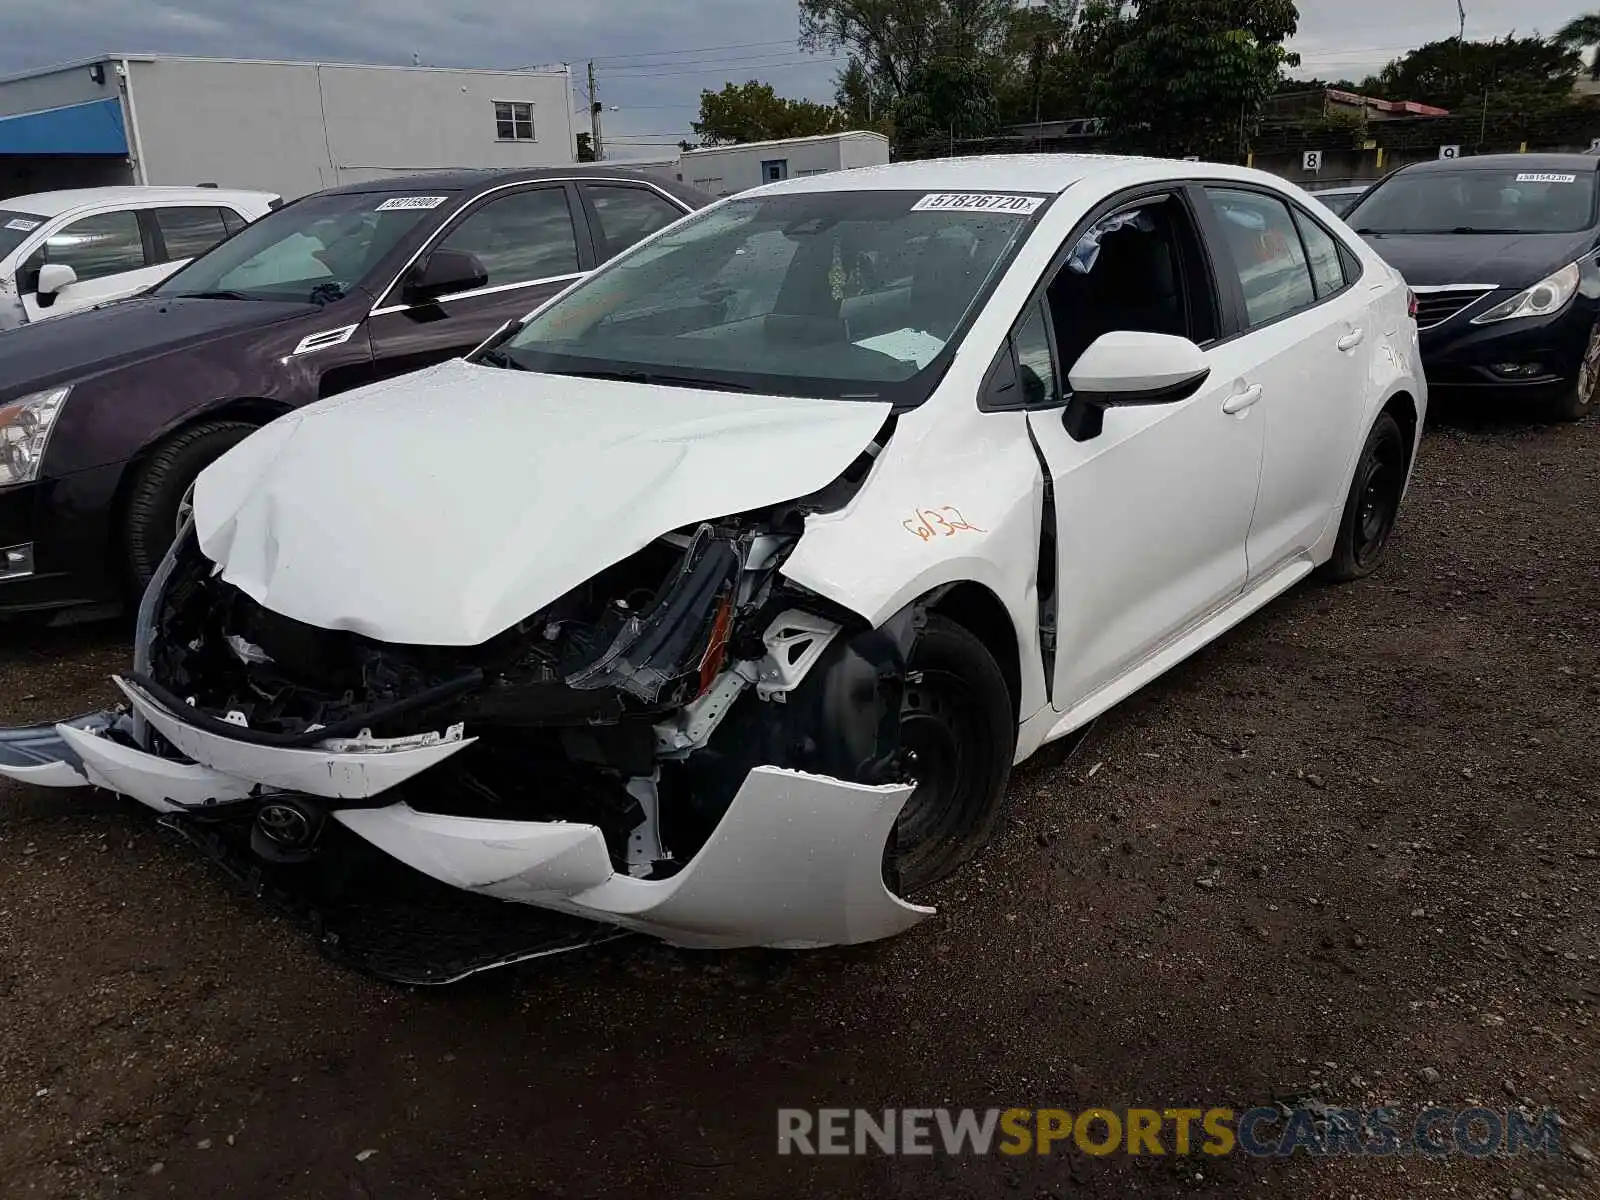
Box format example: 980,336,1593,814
1016,191,1266,712
365,183,591,381
19,208,168,321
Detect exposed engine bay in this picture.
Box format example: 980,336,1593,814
126,422,920,886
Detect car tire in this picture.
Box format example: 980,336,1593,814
123,420,257,596
1323,411,1407,583
1549,323,1600,423
889,613,1016,894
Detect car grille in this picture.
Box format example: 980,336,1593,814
1414,288,1495,330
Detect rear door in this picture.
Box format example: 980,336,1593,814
18,208,163,320
576,180,693,259
1198,185,1369,579
148,205,246,281
364,182,592,380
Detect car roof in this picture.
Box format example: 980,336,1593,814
1397,153,1600,175
0,185,278,218
317,165,685,196
751,153,1178,197
1310,184,1369,194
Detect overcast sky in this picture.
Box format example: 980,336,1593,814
0,0,1591,158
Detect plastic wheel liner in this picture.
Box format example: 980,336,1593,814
0,465,934,981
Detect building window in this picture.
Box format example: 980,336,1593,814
494,101,536,141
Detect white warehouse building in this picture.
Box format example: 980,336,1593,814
0,54,579,202
661,131,891,198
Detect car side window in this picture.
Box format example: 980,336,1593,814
154,206,233,262
1042,193,1221,379
1292,208,1347,299
21,209,147,291
220,209,247,236
1014,300,1057,405
1204,188,1316,327
435,187,580,291
582,184,684,258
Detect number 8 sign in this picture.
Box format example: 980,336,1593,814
1302,150,1323,172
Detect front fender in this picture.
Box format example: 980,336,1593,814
782,405,1048,720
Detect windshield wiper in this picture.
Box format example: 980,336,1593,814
547,366,751,392
477,348,527,371
167,289,256,301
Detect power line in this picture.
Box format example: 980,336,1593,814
590,39,796,64
607,57,844,80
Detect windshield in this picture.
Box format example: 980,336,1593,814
487,189,1045,402
1348,168,1597,234
153,190,450,304
0,211,47,261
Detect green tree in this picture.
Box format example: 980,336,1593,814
892,53,1002,153
1557,13,1600,80
1369,35,1580,111
835,55,895,130
799,0,1017,99
1091,0,1299,158
691,81,848,145
575,132,596,162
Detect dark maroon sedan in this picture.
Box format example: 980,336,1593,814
0,166,709,619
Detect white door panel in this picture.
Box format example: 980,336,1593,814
1028,338,1265,711
22,261,179,321
1241,292,1370,577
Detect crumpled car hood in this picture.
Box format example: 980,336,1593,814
193,358,891,646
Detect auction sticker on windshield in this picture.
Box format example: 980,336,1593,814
375,195,450,211
1516,173,1577,184
912,193,1045,215
3,218,41,232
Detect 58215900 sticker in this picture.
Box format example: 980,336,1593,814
911,193,1045,216
375,195,450,212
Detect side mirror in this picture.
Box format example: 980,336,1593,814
402,248,488,305
1062,330,1211,442
35,263,77,303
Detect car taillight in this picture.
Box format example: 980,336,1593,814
1407,289,1418,320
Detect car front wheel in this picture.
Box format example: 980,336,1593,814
889,614,1016,894
1550,321,1600,423
124,420,258,597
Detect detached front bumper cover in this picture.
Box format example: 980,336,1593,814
0,691,932,955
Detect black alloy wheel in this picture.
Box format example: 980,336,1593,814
1324,411,1407,583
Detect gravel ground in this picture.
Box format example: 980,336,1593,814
0,403,1596,1200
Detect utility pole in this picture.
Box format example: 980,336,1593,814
586,60,605,162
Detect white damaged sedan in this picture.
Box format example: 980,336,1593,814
0,156,1426,982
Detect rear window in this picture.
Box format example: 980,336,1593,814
155,206,234,261
1348,168,1598,234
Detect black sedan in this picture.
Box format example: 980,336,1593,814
0,166,710,619
1345,153,1600,422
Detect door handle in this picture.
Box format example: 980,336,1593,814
1337,327,1366,352
1221,384,1263,415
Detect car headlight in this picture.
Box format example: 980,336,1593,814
0,386,70,487
1471,262,1581,324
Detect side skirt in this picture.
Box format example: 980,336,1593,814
1014,554,1317,763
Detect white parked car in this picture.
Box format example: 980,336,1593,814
0,156,1425,983
0,185,279,329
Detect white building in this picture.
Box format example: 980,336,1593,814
0,55,579,202
661,132,890,198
